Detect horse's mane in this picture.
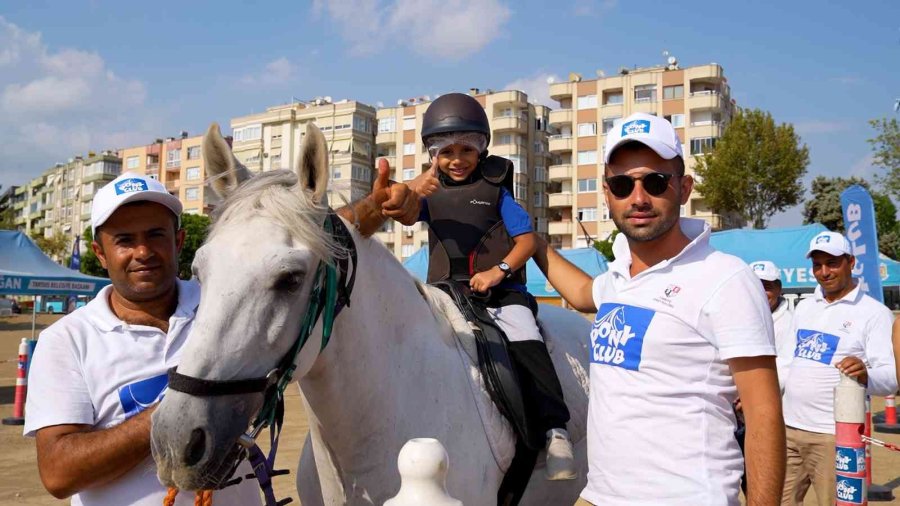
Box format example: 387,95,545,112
209,170,345,260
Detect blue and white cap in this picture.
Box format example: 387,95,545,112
749,260,780,282
603,112,684,164
806,231,852,258
91,172,183,236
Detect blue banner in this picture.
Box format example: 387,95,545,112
69,235,81,271
841,185,883,302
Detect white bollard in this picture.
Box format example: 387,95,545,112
384,438,463,506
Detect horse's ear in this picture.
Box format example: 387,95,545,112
297,123,329,204
202,122,251,199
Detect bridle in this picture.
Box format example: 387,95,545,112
165,210,357,505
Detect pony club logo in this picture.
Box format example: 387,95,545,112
835,446,865,473
836,476,864,504
815,235,832,244
114,178,149,195
621,119,650,136
118,373,168,419
664,284,681,298
795,329,840,365
590,303,655,371
752,263,766,272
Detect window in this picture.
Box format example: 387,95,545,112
378,117,396,133
579,207,598,222
166,149,181,168
82,202,91,214
352,165,372,182
533,192,544,207
577,123,597,136
577,178,598,192
601,117,621,134
600,205,610,221
332,169,342,179
270,154,282,168
354,117,370,133
185,187,199,201
515,183,527,200
126,156,139,169
665,114,685,128
690,137,718,155
403,143,416,155
402,116,416,130
603,91,623,105
402,168,416,180
577,95,598,109
508,155,524,174
634,85,657,103
186,167,201,180
233,125,261,142
186,146,201,160
496,134,514,145
690,110,722,126
663,85,684,100
534,166,547,183
577,151,598,165
401,244,416,259
82,183,94,195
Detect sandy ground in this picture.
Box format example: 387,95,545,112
3,313,900,505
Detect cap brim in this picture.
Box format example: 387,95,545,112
93,191,183,234
604,137,680,164
755,273,779,282
806,246,849,258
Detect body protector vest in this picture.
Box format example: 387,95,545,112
425,155,527,286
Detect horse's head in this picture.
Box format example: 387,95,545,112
151,122,343,490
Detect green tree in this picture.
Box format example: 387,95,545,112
80,227,107,277
178,214,211,279
870,118,900,198
694,108,809,229
593,230,618,262
30,231,71,263
802,176,900,259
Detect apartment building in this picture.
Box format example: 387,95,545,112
12,152,121,244
372,89,552,260
230,98,377,206
119,132,211,215
546,62,740,248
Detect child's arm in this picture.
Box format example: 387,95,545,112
470,232,537,293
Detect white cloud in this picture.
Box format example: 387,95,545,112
313,0,511,59
240,57,297,86
0,16,159,188
794,120,852,135
504,73,561,107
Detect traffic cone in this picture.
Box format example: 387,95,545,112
874,395,900,434
2,338,29,426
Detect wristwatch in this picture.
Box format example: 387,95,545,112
497,262,512,278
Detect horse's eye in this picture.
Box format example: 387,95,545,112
273,271,303,292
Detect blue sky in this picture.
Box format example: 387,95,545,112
1,0,898,226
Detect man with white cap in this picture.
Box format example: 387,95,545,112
24,173,260,505
532,112,785,505
749,260,794,388
781,231,896,505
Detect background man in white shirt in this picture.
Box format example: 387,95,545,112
781,231,897,506
749,260,794,388
533,112,784,506
24,173,260,506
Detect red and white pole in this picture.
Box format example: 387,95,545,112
874,395,900,434
2,338,29,426
835,373,867,505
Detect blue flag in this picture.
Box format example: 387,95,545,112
840,185,883,302
69,235,81,271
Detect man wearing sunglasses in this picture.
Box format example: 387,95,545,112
533,112,784,505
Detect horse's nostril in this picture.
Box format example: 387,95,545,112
183,428,207,467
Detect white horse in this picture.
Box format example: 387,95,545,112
151,123,592,505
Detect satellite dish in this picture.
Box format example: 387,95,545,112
397,99,406,106
595,69,605,78
667,56,677,65
546,76,556,84
568,72,582,82
324,96,332,103
376,101,384,108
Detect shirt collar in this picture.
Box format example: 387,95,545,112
813,282,862,306
609,218,711,280
87,278,200,332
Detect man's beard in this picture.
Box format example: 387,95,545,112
611,205,680,243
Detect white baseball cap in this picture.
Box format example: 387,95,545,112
603,112,684,164
806,231,852,258
749,260,780,282
91,172,183,237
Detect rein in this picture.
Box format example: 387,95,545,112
165,210,357,506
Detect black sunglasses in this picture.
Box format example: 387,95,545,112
604,172,674,198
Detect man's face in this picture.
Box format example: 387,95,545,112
760,279,782,312
604,146,693,242
93,202,184,302
810,251,855,298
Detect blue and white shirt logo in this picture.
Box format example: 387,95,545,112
621,119,651,137
115,178,149,195
795,329,840,364
836,477,864,504
118,373,168,419
590,303,655,371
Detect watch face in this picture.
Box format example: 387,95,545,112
499,262,511,272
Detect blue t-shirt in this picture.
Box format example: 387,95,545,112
419,187,532,292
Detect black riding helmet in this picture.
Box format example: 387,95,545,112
421,93,491,148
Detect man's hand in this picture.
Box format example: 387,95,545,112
372,158,419,225
408,157,441,198
836,356,868,385
470,267,505,293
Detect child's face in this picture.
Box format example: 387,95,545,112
435,143,480,181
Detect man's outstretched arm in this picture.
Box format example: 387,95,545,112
337,158,423,236
532,236,596,312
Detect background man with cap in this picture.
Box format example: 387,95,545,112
532,112,785,505
781,231,897,505
749,260,794,388
23,173,260,505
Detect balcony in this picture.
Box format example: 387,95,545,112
165,180,181,192
548,108,573,126
491,89,527,106
548,220,574,236
492,115,527,133
548,192,573,208
549,82,574,102
376,130,397,145
687,91,725,111
548,134,573,153
166,162,181,172
548,164,573,182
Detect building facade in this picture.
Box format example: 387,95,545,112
545,62,740,248
372,89,552,260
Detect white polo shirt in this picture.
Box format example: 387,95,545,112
783,284,896,435
582,219,775,506
25,280,260,506
772,298,794,389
